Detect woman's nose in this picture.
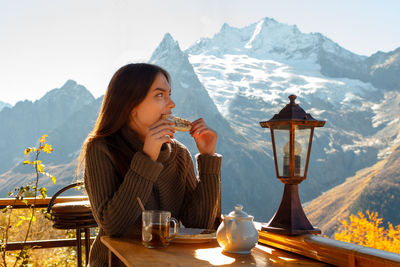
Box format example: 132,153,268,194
169,98,176,109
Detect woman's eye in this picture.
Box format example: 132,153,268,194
156,93,163,97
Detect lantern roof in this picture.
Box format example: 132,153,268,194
260,95,325,128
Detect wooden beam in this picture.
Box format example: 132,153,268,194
4,237,95,251
0,196,88,209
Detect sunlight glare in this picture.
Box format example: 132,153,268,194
255,244,275,254
195,247,236,265
277,256,296,261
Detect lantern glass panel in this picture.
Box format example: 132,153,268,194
273,129,290,177
294,126,311,177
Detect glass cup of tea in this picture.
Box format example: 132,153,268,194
142,210,178,248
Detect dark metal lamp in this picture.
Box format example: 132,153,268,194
260,95,325,235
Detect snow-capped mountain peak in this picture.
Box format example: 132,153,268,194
150,33,182,63
245,17,304,52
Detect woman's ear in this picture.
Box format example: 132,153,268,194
130,107,137,118
127,108,137,127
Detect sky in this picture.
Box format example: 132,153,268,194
1,0,400,106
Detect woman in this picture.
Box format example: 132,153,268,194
79,63,221,266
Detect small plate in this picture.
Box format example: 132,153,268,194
171,228,216,244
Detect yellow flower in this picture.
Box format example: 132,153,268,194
39,134,48,143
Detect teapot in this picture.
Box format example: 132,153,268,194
216,204,259,254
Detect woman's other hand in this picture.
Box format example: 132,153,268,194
190,118,217,155
143,119,175,161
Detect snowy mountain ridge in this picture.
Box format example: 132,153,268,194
188,17,364,65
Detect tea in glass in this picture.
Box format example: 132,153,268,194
142,210,178,248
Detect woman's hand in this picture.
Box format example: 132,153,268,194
142,119,175,161
190,118,218,155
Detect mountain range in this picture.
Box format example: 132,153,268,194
1,17,399,229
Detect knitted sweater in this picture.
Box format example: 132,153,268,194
84,126,222,267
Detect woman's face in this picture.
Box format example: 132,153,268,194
128,73,175,136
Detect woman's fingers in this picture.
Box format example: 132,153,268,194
190,118,207,134
190,118,216,135
191,126,208,136
149,119,174,131
142,119,175,161
152,128,175,140
189,118,218,155
149,120,174,137
157,134,172,144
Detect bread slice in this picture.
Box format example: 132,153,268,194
162,114,192,132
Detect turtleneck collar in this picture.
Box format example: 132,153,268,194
120,125,172,163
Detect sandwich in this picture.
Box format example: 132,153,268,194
162,114,192,132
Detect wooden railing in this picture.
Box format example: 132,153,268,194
0,196,88,209
0,196,95,251
258,231,400,267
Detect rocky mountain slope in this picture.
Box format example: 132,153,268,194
305,142,400,237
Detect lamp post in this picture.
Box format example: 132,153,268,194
260,95,325,235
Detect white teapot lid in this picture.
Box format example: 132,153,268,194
227,204,252,218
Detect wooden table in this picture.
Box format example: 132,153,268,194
101,236,328,266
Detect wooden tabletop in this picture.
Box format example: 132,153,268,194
101,236,328,266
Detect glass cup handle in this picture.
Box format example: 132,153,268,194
168,217,179,241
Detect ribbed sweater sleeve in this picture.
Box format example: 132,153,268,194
84,140,163,236
180,151,222,229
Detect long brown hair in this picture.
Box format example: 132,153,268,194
77,63,170,176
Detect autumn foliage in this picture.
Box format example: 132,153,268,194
334,210,400,253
